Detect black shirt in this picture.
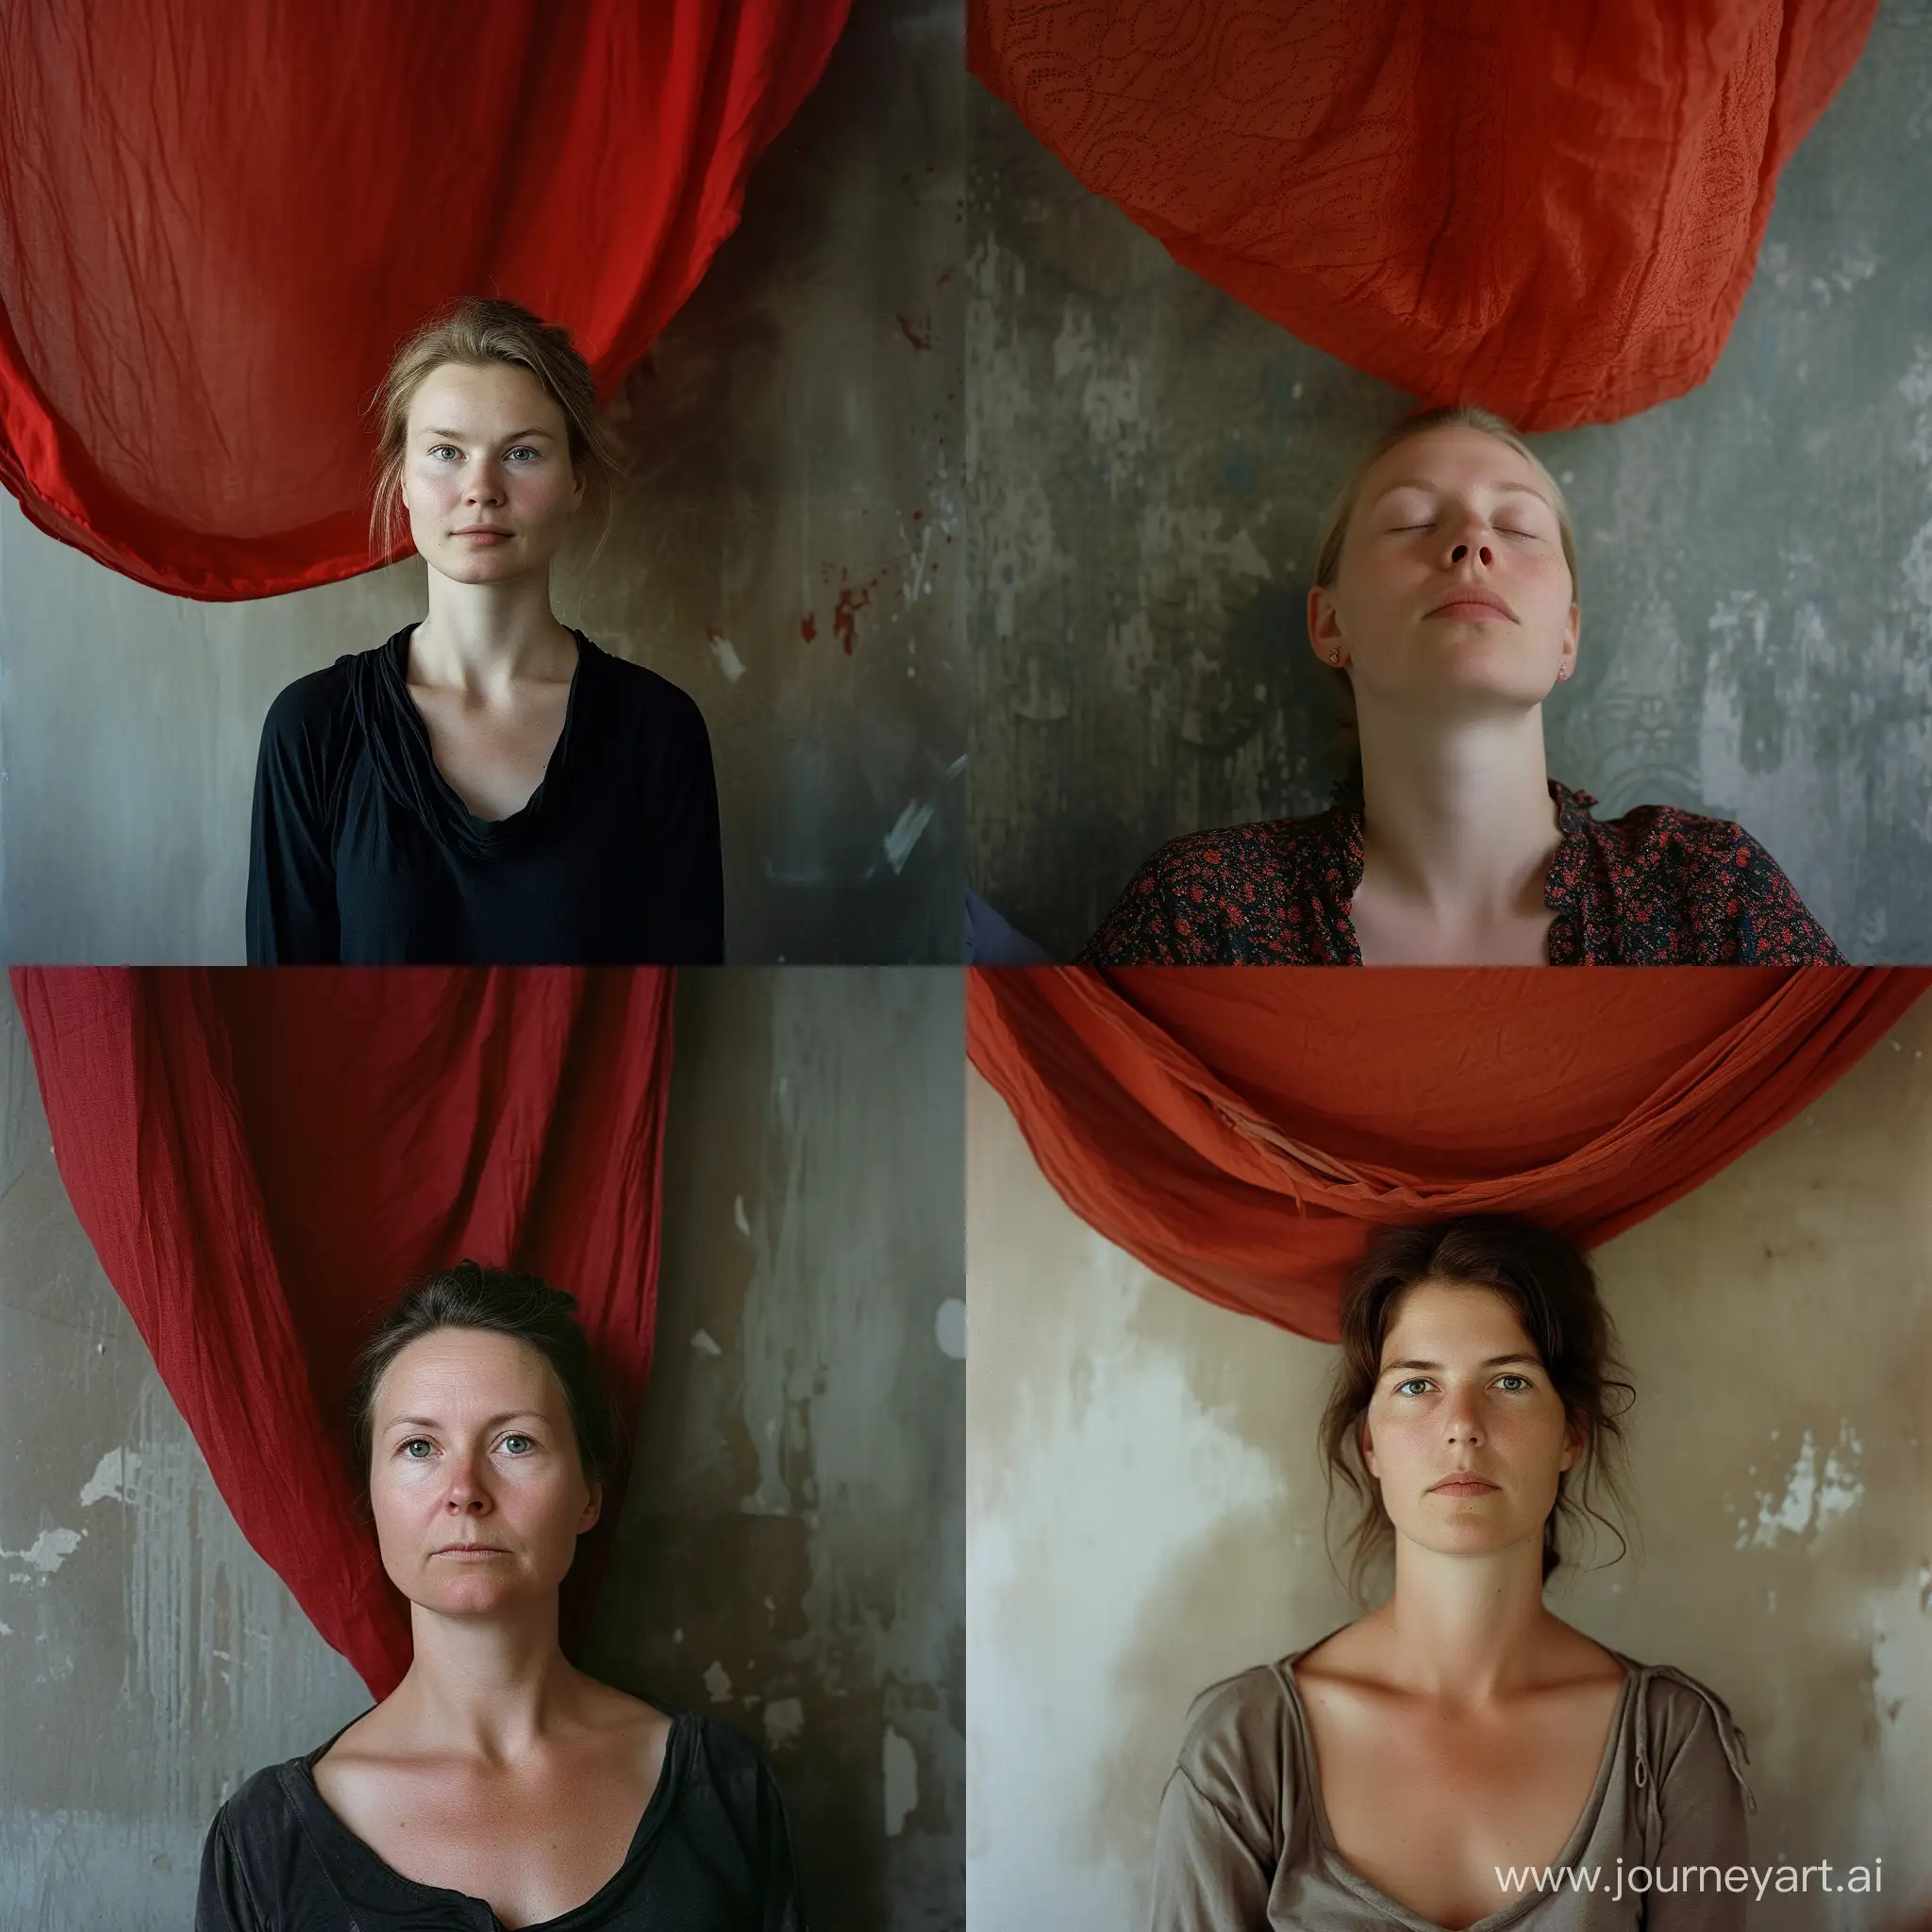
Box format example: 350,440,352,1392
195,1709,805,1932
246,629,724,964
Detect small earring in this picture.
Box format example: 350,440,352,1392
1329,650,1343,665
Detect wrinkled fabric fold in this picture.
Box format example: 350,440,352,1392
968,966,1928,1337
970,0,1876,428
12,967,675,1695
0,0,851,597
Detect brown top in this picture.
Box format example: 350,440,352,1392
1151,1645,1755,1931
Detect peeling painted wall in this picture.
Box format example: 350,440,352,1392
0,966,965,1930
0,0,964,965
966,1,1932,960
967,999,1932,1931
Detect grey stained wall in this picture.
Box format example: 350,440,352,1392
0,0,964,965
0,966,965,1932
967,0,1932,961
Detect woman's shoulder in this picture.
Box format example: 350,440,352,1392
1557,785,1843,962
1610,1656,1756,1803
577,637,708,724
259,632,408,745
1171,1659,1301,1792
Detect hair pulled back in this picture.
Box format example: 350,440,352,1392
367,296,620,558
348,1259,621,1487
1318,1217,1634,1598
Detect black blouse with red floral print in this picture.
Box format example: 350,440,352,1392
1078,781,1844,966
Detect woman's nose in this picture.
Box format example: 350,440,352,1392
1441,508,1493,570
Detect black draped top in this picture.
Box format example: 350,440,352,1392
195,1708,804,1932
246,629,724,964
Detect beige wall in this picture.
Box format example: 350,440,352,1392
967,996,1932,1932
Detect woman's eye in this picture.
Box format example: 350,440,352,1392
500,1434,534,1455
401,1438,435,1458
1495,1374,1531,1391
505,446,541,462
427,444,461,461
1395,1377,1432,1396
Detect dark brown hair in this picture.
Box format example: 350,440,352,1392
348,1260,621,1488
367,296,619,558
1319,1218,1634,1598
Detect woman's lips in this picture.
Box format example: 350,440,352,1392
452,529,510,544
1425,594,1514,622
1430,1476,1500,1496
433,1545,509,1557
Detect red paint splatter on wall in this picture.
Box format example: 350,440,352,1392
833,582,872,655
896,311,933,352
800,612,817,643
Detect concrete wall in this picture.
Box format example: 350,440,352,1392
966,0,1932,961
0,965,965,1932
0,0,964,966
966,997,1932,1932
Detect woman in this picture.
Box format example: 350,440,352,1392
1082,407,1840,964
246,300,724,964
1152,1220,1752,1931
197,1264,802,1930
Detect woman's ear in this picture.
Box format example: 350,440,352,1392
1557,600,1580,682
1359,1412,1380,1480
1308,585,1347,668
1559,1409,1590,1474
577,1478,603,1535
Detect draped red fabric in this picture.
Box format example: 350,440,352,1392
969,0,1876,429
969,966,1929,1339
10,967,675,1697
0,1,850,599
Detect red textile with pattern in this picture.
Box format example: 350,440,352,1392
0,1,849,598
1079,781,1844,965
11,967,675,1696
969,965,1925,1338
970,0,1876,428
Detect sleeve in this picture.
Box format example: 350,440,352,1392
1702,824,1845,965
755,1752,808,1932
641,687,725,965
245,676,342,965
1641,1682,1753,1930
1148,1681,1283,1932
194,1804,261,1932
1078,845,1214,966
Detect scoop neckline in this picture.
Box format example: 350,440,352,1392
285,1700,690,1931
1279,1636,1636,1932
387,624,590,839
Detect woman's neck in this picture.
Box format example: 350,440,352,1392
1354,703,1561,928
383,1598,590,1758
1369,1532,1562,1702
415,571,576,697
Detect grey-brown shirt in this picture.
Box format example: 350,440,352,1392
1152,1646,1754,1931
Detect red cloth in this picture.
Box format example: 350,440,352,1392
11,967,675,1697
970,0,1877,429
969,966,1928,1339
0,1,850,599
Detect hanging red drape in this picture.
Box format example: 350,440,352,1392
0,0,850,599
11,967,675,1698
969,966,1929,1339
970,0,1877,429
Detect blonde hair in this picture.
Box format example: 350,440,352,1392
1310,403,1577,600
368,297,620,559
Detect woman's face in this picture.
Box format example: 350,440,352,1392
367,1326,600,1618
1360,1279,1582,1564
399,361,586,585
1309,427,1579,713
